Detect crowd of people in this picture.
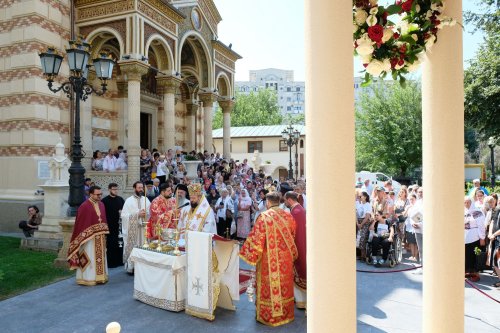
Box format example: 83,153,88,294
355,178,500,287
69,150,308,326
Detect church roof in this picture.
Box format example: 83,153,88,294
213,125,305,139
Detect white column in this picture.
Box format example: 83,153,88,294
422,2,464,332
200,93,217,153
119,60,149,186
157,76,180,152
185,102,197,152
219,100,234,159
196,103,204,152
306,1,356,332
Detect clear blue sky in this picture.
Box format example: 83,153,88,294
213,0,485,81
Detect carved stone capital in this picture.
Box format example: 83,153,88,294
198,92,218,107
218,100,235,114
156,75,182,94
116,80,128,97
185,102,199,116
118,60,149,81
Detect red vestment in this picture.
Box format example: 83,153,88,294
290,204,307,291
239,207,298,327
147,195,177,239
67,199,109,271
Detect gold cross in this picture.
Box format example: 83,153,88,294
195,213,203,219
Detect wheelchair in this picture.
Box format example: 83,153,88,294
365,225,403,267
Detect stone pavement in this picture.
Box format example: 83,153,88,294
0,257,499,332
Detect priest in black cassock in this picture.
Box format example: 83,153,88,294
102,183,125,268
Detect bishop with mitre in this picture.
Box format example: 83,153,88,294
178,183,217,236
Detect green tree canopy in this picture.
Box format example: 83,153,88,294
464,1,500,140
213,89,283,129
356,81,422,177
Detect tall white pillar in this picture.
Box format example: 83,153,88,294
185,102,198,152
119,60,149,187
219,100,234,159
157,76,180,152
305,1,356,332
200,93,218,153
422,2,464,332
196,102,204,152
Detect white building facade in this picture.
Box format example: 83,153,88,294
213,125,305,180
236,69,305,116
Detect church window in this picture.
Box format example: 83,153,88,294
248,141,263,153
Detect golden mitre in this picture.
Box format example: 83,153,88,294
187,183,202,197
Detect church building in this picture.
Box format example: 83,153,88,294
0,0,240,221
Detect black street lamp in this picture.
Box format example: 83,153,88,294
39,38,115,216
488,137,496,188
281,125,300,181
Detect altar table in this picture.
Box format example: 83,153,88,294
129,247,186,312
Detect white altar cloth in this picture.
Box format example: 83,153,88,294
129,248,187,312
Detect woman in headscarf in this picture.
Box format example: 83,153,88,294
237,189,252,240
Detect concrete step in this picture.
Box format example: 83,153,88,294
20,237,62,253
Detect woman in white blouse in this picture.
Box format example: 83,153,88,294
356,191,372,261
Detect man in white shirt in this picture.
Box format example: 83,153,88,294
464,196,486,281
362,179,373,197
103,149,117,172
215,188,234,237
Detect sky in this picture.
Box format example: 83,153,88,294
213,0,485,81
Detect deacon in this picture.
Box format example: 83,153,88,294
178,183,217,236
101,183,125,268
121,181,151,273
67,186,109,285
239,192,298,326
147,183,177,239
284,191,307,310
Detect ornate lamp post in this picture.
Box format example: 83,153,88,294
39,39,115,216
281,125,300,180
488,137,496,187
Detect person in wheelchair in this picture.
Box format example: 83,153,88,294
369,210,395,267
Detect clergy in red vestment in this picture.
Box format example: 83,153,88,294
68,186,109,286
284,191,307,309
147,183,177,239
239,191,298,327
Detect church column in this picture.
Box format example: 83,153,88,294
422,2,464,332
196,102,204,152
306,0,356,332
218,100,234,159
185,102,198,152
118,60,149,187
157,76,181,152
199,93,218,154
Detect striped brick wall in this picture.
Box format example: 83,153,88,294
0,0,71,157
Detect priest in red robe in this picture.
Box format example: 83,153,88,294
284,191,307,309
240,191,298,327
147,183,177,239
68,186,109,286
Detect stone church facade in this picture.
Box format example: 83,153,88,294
0,0,240,211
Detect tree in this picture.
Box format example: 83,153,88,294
356,81,422,177
464,1,500,140
213,89,282,129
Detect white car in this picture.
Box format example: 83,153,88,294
355,171,401,195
